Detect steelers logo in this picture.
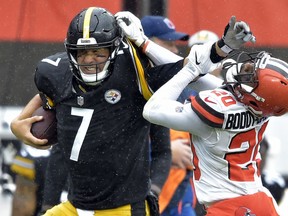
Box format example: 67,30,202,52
104,89,121,104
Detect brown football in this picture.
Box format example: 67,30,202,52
31,106,57,145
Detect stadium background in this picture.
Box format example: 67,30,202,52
1,0,288,106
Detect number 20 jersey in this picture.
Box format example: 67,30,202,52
190,87,269,205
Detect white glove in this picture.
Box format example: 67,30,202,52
2,143,17,164
219,16,256,53
186,42,220,76
115,11,148,47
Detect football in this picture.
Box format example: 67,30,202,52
31,106,57,145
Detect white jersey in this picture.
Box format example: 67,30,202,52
189,88,269,205
143,67,270,205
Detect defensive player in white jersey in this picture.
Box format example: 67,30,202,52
143,45,288,215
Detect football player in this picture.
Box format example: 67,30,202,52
10,7,252,216
143,49,286,215
10,144,50,216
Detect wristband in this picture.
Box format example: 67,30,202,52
218,38,233,54
210,43,226,63
141,40,150,53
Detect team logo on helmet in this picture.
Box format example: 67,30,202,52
104,89,121,104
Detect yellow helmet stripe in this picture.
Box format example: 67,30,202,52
83,7,97,39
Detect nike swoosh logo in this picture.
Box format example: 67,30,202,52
195,52,200,65
204,96,216,104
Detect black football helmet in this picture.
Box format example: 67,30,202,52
65,7,121,85
223,51,288,117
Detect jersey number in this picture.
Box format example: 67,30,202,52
225,123,267,181
70,107,94,161
211,89,237,107
193,124,266,182
41,58,61,66
193,90,267,182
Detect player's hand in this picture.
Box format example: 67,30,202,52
171,138,192,169
2,143,17,164
115,11,148,47
10,116,50,149
219,16,256,53
185,42,220,78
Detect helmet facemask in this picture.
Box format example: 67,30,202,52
223,51,288,117
66,38,120,86
222,51,272,116
222,51,268,90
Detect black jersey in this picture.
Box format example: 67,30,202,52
34,40,183,210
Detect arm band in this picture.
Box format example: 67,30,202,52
217,39,233,54
210,42,226,63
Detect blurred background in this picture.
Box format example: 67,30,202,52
1,0,288,105
0,0,288,215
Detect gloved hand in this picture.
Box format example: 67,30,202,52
219,16,256,53
115,11,148,47
186,42,220,78
2,143,17,164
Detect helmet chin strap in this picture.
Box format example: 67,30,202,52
234,87,262,117
235,87,265,117
79,70,101,86
250,92,265,102
79,60,111,86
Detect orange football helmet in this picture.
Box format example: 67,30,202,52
224,51,288,117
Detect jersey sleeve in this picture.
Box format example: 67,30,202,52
34,52,71,105
190,89,262,132
11,154,35,181
145,60,184,93
191,92,225,128
10,146,50,182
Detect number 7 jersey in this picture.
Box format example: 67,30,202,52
190,87,269,205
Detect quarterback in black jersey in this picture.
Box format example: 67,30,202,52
10,7,234,216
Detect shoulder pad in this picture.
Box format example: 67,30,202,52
192,89,268,131
191,90,225,128
35,52,71,104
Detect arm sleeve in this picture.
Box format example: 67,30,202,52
149,124,171,194
187,74,223,93
143,68,214,139
144,40,183,65
145,59,184,92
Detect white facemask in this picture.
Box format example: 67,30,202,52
79,60,111,86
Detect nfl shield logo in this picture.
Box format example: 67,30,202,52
77,96,84,106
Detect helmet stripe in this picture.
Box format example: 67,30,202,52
83,7,97,39
266,58,288,78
